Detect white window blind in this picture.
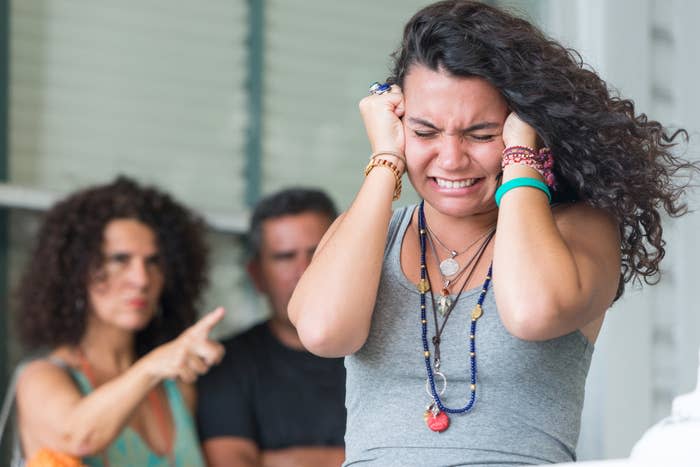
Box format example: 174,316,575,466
9,0,249,215
261,0,430,209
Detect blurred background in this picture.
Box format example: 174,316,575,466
0,0,698,462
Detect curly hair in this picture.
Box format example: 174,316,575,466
16,176,209,356
389,0,696,298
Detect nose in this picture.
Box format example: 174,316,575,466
126,259,150,289
437,134,470,171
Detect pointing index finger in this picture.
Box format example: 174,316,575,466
191,307,225,336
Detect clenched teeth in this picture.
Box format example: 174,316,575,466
435,177,478,189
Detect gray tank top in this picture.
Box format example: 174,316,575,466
343,206,593,466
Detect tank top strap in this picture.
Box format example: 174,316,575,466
45,356,92,394
384,205,416,261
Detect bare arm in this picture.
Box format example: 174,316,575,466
288,87,406,358
493,114,621,341
17,308,226,458
203,437,260,467
261,446,344,467
203,437,344,467
18,358,159,458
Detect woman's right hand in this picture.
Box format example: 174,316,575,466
143,307,226,383
359,84,406,164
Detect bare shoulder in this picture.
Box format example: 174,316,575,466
553,202,616,227
16,356,81,403
553,202,619,247
552,202,621,305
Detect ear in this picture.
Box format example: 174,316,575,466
246,259,266,294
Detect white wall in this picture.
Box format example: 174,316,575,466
542,0,700,460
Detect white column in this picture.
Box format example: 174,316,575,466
541,0,656,460
669,0,700,400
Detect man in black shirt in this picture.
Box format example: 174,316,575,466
197,188,345,467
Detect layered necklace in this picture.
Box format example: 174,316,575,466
426,220,494,278
417,201,494,433
425,222,495,316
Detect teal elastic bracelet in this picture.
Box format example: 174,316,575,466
495,177,551,207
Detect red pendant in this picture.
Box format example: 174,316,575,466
424,408,450,432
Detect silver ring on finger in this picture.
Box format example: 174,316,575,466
369,81,391,95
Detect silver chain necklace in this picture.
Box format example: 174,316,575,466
424,221,496,277
425,226,496,316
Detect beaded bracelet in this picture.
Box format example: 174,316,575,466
364,158,403,200
495,177,551,207
501,146,556,188
370,150,407,167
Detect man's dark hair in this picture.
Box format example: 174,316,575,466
248,188,337,259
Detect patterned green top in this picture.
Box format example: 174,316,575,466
68,368,205,467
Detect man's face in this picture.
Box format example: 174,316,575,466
248,211,333,324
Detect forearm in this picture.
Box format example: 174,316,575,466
262,446,345,467
207,452,258,467
493,165,585,336
289,168,395,357
61,357,160,455
24,310,225,457
202,437,261,466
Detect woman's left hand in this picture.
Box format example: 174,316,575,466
502,112,539,149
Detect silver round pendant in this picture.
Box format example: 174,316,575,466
439,257,460,276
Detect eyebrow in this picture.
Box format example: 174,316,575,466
406,117,501,132
270,250,296,260
104,251,159,258
269,246,317,260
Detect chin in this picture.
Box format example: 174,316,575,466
120,319,153,332
422,196,494,219
418,185,498,219
122,311,157,331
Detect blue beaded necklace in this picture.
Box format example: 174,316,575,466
418,201,493,431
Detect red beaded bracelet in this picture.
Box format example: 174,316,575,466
502,146,556,188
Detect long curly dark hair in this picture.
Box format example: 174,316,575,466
389,0,696,297
16,176,209,356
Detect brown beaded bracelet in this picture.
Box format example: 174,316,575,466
364,158,403,200
370,150,407,167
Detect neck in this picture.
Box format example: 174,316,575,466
79,317,137,373
422,203,498,250
268,316,305,351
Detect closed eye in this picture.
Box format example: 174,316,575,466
470,134,496,141
414,130,438,138
271,251,296,261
